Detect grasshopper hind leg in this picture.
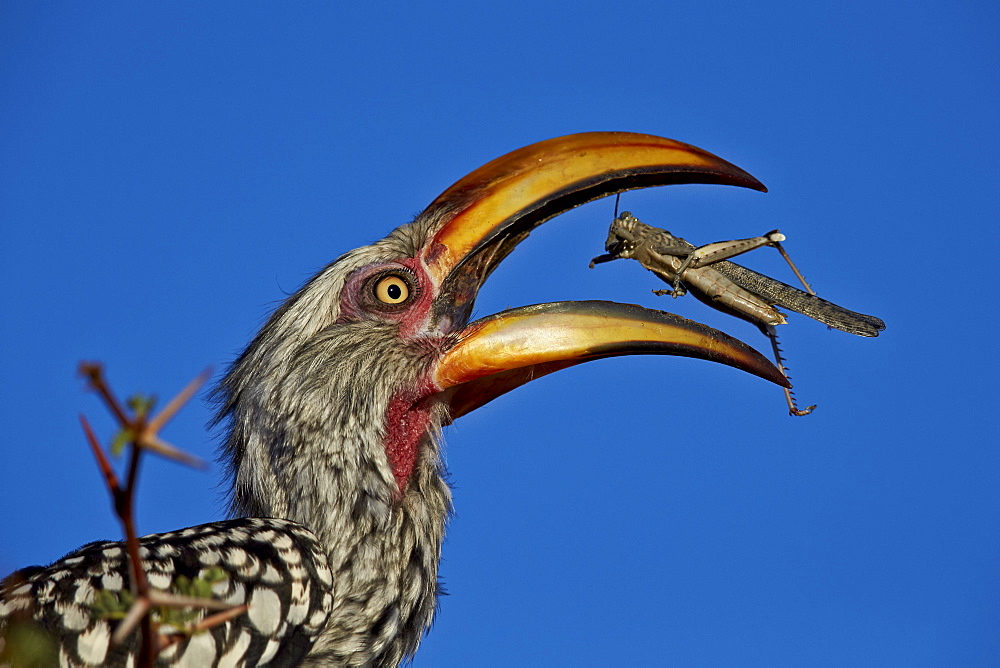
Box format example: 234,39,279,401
763,324,816,417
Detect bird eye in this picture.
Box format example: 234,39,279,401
373,274,411,305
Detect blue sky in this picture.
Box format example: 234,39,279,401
1,2,997,665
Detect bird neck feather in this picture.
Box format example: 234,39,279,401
210,228,457,662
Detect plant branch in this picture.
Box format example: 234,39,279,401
78,363,238,668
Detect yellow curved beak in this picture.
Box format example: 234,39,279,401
413,132,783,418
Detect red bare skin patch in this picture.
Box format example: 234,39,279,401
384,390,434,494
341,258,448,493
395,257,435,338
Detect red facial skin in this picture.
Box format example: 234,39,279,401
338,257,450,494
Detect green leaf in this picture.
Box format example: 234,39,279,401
126,393,157,418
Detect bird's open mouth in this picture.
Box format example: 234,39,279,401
405,132,790,418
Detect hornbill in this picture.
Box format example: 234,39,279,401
0,132,788,666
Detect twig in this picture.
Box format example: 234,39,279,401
78,362,132,427
78,363,243,668
81,411,153,664
156,604,250,652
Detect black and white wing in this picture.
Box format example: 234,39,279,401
1,517,333,667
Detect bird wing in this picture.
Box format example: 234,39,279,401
0,517,333,667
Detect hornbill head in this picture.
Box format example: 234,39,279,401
213,132,786,664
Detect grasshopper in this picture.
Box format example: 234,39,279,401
590,211,885,416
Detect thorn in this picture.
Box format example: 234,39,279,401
111,597,152,646
146,367,212,435
156,604,250,652
139,436,208,470
81,415,122,493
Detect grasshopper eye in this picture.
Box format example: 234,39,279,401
373,274,411,305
